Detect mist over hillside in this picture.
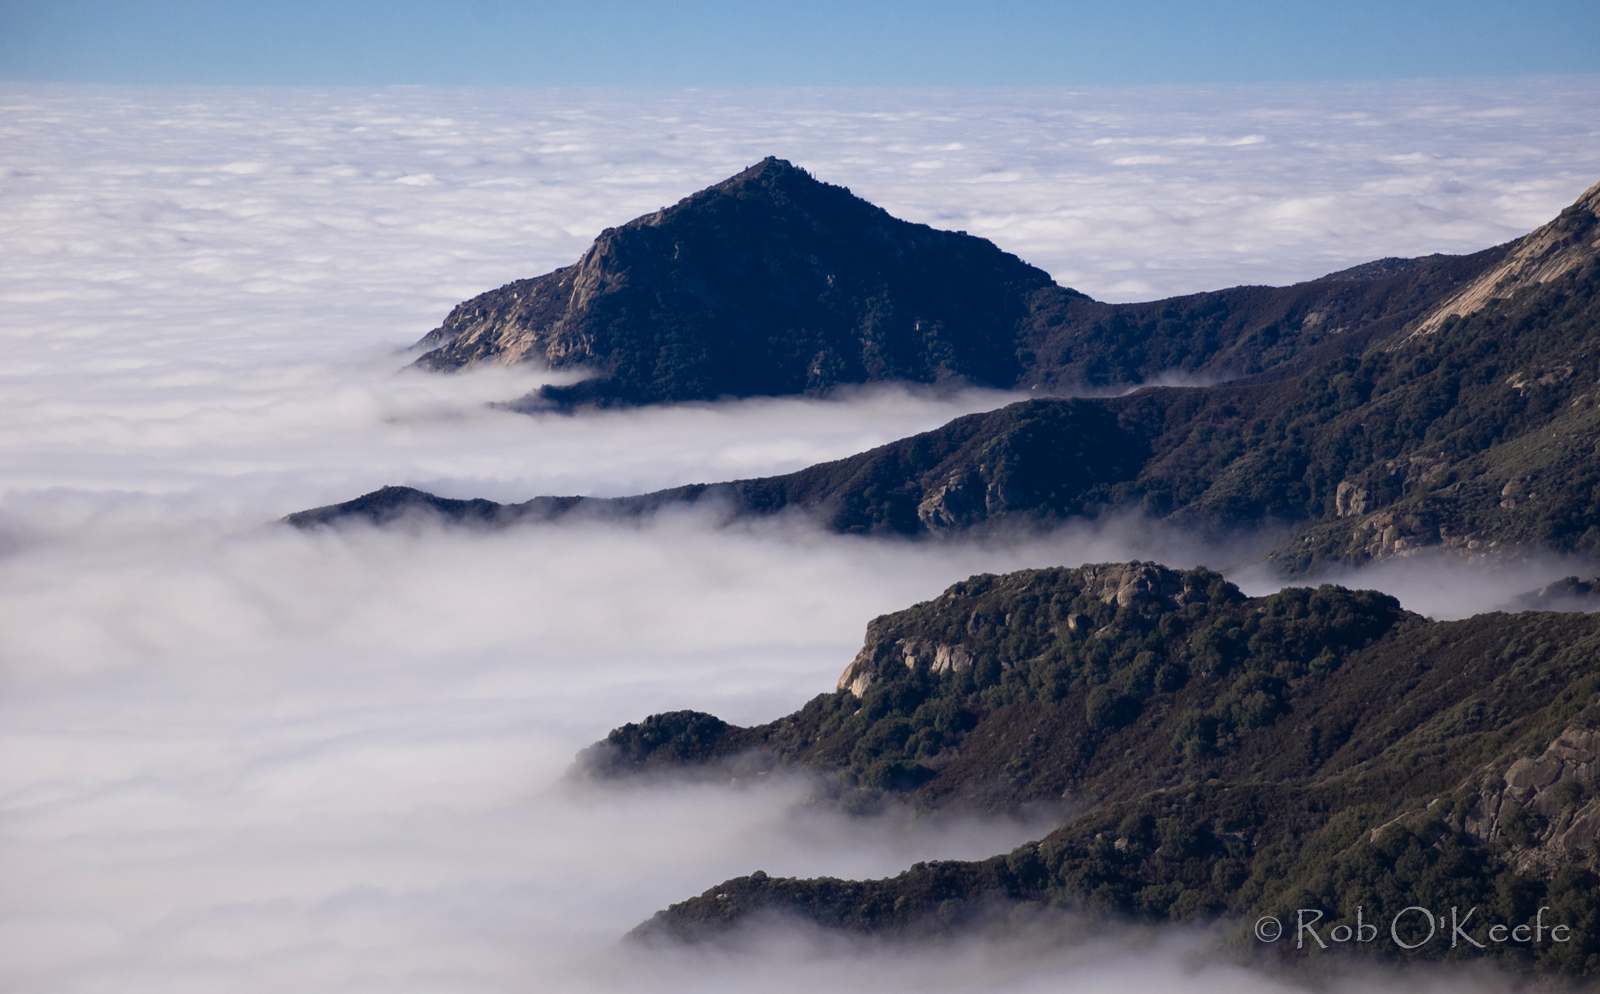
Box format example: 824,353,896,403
3,80,1600,992
304,175,1600,580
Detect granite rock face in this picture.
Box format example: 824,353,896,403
1463,708,1600,873
1407,179,1600,338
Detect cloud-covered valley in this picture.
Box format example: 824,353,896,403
2,78,1598,992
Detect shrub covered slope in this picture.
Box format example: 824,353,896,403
595,563,1600,974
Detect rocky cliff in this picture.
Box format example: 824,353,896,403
1407,179,1600,338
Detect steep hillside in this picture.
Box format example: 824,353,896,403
297,180,1600,574
413,157,1064,405
589,562,1600,974
1407,180,1600,338
412,157,1505,406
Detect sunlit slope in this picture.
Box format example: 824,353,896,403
595,563,1600,974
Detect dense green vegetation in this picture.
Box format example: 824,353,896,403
1139,256,1600,570
597,563,1600,974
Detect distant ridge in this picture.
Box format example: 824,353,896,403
297,176,1600,578
285,400,1143,534
411,157,1505,407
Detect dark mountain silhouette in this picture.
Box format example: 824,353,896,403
589,562,1600,976
296,179,1600,576
411,156,1507,406
413,157,1065,406
283,399,1143,533
348,172,1600,976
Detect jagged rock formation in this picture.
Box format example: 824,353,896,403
411,156,1507,406
833,563,1187,699
1463,711,1600,875
588,561,1600,975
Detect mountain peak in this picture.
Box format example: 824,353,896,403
715,156,833,194
409,158,1055,404
720,155,810,187
617,156,878,237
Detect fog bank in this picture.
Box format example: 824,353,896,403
1,81,1593,992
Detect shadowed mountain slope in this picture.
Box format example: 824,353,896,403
284,399,1146,533
298,181,1600,574
414,157,1063,406
590,562,1600,975
412,157,1507,406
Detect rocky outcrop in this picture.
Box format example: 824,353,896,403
835,630,976,697
833,563,1207,698
1073,561,1193,609
1407,178,1600,338
1341,507,1443,559
914,469,992,533
1463,705,1600,873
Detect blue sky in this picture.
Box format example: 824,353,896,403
2,0,1598,86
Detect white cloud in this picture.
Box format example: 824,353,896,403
0,78,1593,992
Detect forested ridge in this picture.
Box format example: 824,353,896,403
591,563,1600,974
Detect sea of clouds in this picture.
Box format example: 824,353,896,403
3,78,1598,993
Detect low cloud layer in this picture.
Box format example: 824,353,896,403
0,508,1541,993
1,81,1595,992
0,507,1241,993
